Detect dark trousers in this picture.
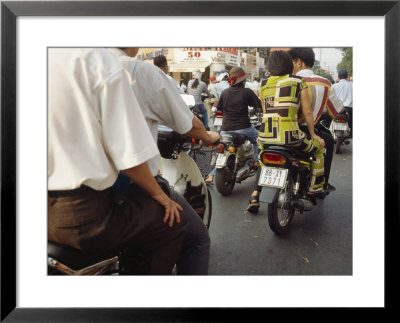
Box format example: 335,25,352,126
315,124,335,183
48,186,188,275
345,107,353,137
300,124,335,183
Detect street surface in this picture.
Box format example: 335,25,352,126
197,140,353,275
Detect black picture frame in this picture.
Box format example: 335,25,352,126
1,0,398,321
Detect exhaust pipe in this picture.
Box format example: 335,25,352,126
236,166,250,183
291,199,314,211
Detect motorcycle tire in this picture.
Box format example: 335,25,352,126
267,176,295,235
335,138,342,154
215,156,236,196
202,188,212,228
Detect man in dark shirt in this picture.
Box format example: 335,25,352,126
205,67,262,183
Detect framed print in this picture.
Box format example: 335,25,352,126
1,0,398,321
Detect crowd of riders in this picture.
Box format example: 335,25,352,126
48,47,351,276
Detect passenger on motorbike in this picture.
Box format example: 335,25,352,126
247,50,325,213
333,69,353,138
187,72,213,130
111,48,220,275
289,47,344,192
48,48,188,275
205,66,262,184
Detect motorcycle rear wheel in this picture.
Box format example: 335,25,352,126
215,157,236,196
267,176,295,235
335,138,343,154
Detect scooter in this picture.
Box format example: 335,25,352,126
157,124,212,229
48,124,212,276
330,111,351,154
258,143,326,235
213,132,257,196
211,107,261,195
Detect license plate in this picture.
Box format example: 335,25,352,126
215,154,227,167
332,122,348,131
214,117,223,126
258,166,288,188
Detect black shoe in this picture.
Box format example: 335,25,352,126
325,183,336,192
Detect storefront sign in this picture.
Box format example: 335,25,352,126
136,48,170,61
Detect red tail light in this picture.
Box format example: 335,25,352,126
261,153,286,165
337,115,346,123
217,111,223,117
218,143,225,153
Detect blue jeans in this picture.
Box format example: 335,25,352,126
208,125,259,176
195,103,209,129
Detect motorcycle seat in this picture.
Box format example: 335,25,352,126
48,241,117,270
221,132,246,146
157,124,175,139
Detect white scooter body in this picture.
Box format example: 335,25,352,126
157,122,212,228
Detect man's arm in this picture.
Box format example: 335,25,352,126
326,86,345,117
301,89,325,148
185,116,220,146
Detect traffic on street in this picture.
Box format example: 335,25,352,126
48,47,353,277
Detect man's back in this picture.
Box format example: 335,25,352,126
333,79,353,107
48,48,157,190
109,48,194,176
296,69,343,124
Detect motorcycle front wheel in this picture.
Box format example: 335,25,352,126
202,188,212,228
215,156,236,196
267,176,295,235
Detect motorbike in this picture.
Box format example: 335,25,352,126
330,110,351,154
48,122,212,276
258,143,326,235
211,107,262,196
157,124,212,229
212,108,223,130
212,132,257,196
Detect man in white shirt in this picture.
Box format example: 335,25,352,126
48,48,188,275
333,69,353,137
247,77,261,95
110,48,220,275
214,71,230,98
289,47,344,192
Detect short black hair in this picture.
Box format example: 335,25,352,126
288,48,315,68
338,69,348,79
266,51,294,76
153,55,168,68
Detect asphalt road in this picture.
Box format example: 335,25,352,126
204,140,353,275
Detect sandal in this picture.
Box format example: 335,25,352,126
246,194,260,213
205,175,214,184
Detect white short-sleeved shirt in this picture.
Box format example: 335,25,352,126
296,69,344,124
109,48,194,176
48,48,159,190
333,79,353,108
